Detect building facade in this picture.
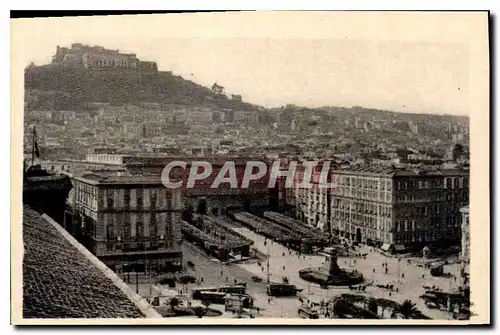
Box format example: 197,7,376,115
283,162,335,232
52,43,157,71
460,206,470,263
68,173,183,274
329,166,469,250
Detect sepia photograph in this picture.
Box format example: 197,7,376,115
10,11,490,325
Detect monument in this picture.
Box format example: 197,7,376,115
299,250,364,287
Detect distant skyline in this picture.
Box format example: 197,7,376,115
12,13,483,116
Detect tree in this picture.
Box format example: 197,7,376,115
376,298,399,318
367,298,378,316
169,297,179,310
452,143,464,161
392,300,419,319
193,306,207,318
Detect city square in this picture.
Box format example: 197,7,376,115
128,223,464,319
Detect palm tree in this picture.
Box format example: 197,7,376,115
193,299,212,318
169,297,179,311
392,300,419,319
193,306,206,318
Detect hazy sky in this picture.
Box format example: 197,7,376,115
12,12,486,116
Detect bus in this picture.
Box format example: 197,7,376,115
192,285,247,300
195,291,228,304
218,285,247,295
266,283,302,297
192,287,218,300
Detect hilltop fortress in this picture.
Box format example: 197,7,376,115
51,43,158,72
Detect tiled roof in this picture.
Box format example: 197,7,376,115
334,165,468,177
22,206,157,319
74,173,165,185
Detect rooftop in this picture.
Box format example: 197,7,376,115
22,206,160,319
73,173,167,186
333,165,469,177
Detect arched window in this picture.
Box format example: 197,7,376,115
446,178,452,189
136,221,144,238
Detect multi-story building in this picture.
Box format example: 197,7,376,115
67,173,183,274
460,206,470,263
52,43,157,71
329,166,469,251
284,162,335,232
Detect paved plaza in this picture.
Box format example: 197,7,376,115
131,228,462,319
232,227,461,319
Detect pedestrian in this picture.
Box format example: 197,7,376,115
283,265,286,271
401,273,404,278
373,268,375,273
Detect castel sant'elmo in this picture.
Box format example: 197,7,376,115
50,43,158,72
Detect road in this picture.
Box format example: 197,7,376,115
132,229,461,319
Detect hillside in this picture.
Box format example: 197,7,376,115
24,64,257,111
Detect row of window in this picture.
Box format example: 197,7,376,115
393,190,468,203
89,58,136,68
105,240,175,252
339,188,392,202
332,217,392,232
334,227,391,241
76,183,98,210
341,177,392,190
104,188,162,210
394,228,460,243
106,218,174,240
445,177,469,189
333,200,392,217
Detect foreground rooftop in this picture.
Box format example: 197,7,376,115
22,206,160,319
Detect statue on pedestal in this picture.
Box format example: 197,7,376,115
328,250,342,279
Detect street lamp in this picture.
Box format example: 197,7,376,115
266,247,270,284
397,257,401,284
